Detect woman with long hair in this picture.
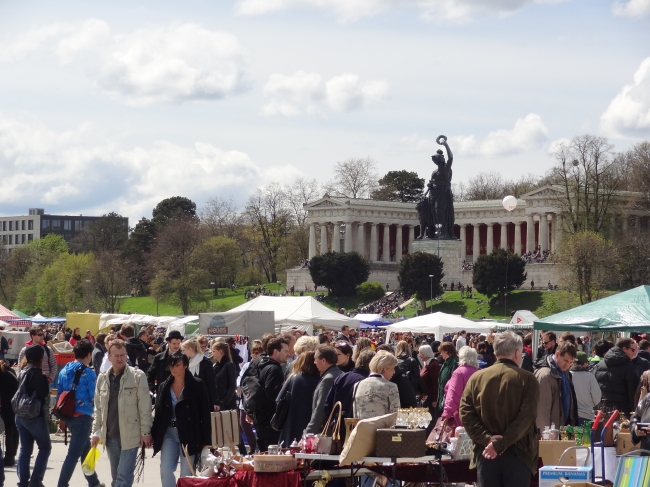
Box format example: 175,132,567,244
395,340,424,395
212,341,239,411
436,342,459,415
15,345,51,487
352,337,372,363
334,341,355,373
277,351,321,446
0,359,18,467
151,352,212,487
181,339,219,411
69,328,82,346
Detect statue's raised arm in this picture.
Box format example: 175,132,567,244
436,134,453,170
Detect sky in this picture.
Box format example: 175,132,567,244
1,0,649,224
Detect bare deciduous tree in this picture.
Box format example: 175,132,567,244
200,196,243,239
323,157,379,199
465,171,505,200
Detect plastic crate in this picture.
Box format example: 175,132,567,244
55,353,75,365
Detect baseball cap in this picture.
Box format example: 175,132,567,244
576,351,588,365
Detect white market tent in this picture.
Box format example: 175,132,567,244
222,296,360,334
379,312,494,341
165,316,199,337
98,314,181,331
510,310,538,327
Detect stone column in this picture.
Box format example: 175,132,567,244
395,225,403,263
526,215,535,253
356,222,365,257
332,222,340,252
382,224,390,262
459,224,467,261
554,214,562,252
309,223,316,259
548,213,555,252
500,223,507,250
370,224,379,262
320,224,328,255
344,223,353,252
473,224,480,261
486,223,494,254
514,222,522,255
408,225,414,254
540,213,549,252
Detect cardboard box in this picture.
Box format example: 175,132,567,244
553,483,602,487
253,454,297,473
539,440,578,466
539,466,592,487
615,431,639,455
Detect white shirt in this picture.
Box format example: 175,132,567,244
456,336,467,350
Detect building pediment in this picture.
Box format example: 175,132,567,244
305,197,348,208
520,185,563,199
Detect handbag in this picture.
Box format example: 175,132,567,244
317,401,343,455
271,376,293,431
12,371,42,419
52,365,86,420
428,416,455,444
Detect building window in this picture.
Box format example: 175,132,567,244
42,220,50,229
1,235,6,244
1,221,5,231
8,221,12,231
28,220,33,230
28,234,33,241
22,234,26,243
21,220,25,230
64,220,71,230
75,220,81,231
8,235,12,245
52,219,61,229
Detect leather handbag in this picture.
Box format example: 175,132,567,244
271,377,293,431
376,428,426,458
317,401,343,455
428,416,455,444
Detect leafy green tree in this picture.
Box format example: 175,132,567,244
70,212,128,253
89,250,129,313
371,170,425,202
28,233,69,266
398,252,444,311
194,236,242,287
558,231,617,304
152,196,197,227
309,252,370,296
472,248,527,301
123,217,156,293
357,282,386,302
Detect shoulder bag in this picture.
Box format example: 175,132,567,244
428,416,455,444
52,365,86,420
271,375,293,431
316,401,343,455
12,370,42,419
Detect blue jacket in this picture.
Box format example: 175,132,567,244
56,361,97,416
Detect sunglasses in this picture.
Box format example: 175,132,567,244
36,333,45,337
543,341,552,345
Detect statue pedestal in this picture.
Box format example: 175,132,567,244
412,239,463,286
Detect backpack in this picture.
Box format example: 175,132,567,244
12,370,42,419
52,365,86,420
240,357,268,416
400,356,425,395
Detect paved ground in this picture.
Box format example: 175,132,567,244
4,431,165,487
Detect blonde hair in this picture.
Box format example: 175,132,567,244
352,337,372,362
369,351,398,375
395,340,411,357
196,334,208,346
294,336,318,355
211,341,232,362
181,339,200,354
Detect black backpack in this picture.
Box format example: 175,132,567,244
240,357,267,416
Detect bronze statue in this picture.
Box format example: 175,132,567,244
416,135,457,240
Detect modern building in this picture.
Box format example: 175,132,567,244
0,208,128,251
287,186,649,291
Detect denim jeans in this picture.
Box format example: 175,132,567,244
57,415,100,487
160,427,194,487
15,414,52,487
1,444,5,487
105,438,138,487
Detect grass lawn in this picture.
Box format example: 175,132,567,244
117,286,611,321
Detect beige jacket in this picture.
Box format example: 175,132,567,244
92,365,153,450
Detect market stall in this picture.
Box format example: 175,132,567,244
353,313,391,329
379,312,494,341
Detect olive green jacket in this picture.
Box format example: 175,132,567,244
459,359,540,473
436,355,459,413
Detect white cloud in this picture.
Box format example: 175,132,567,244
262,71,389,116
600,56,650,137
100,24,249,105
0,115,299,221
235,0,564,22
0,20,249,105
612,0,650,18
401,114,549,157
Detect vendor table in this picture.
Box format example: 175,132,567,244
176,470,302,487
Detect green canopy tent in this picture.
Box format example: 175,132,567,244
12,309,29,318
533,285,650,332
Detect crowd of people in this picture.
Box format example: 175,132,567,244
522,248,553,264
6,321,650,487
356,290,410,317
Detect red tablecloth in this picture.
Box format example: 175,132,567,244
176,470,301,487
